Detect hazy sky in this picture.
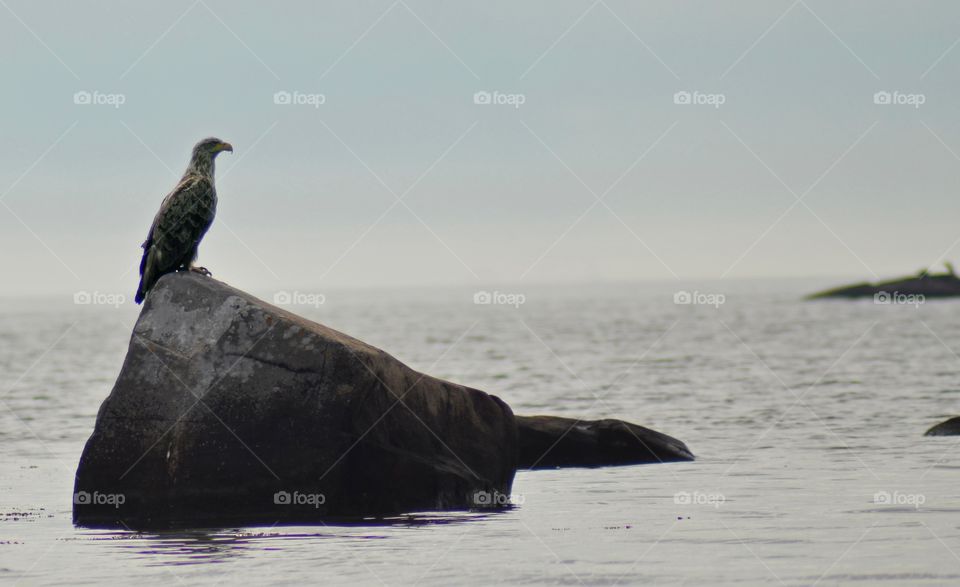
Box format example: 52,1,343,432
2,1,959,296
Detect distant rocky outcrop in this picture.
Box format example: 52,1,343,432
807,264,960,300
925,416,960,436
74,272,692,528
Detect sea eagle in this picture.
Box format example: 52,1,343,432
135,137,233,304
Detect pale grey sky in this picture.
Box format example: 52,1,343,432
1,1,959,296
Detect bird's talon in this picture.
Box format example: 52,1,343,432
191,266,212,276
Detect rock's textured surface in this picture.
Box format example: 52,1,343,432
516,415,693,469
925,416,960,436
74,272,696,528
74,272,517,527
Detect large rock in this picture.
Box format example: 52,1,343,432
516,415,693,469
74,272,517,528
925,416,960,436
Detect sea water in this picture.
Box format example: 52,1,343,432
2,279,959,585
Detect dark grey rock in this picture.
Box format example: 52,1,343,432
925,416,960,436
516,415,693,469
74,272,517,528
74,272,696,528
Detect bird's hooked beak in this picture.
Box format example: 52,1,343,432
215,141,233,153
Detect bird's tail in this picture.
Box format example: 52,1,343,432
135,272,149,304
135,239,152,305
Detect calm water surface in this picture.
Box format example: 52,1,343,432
2,280,959,585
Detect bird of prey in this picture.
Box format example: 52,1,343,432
135,137,233,304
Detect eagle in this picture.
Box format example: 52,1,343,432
135,137,233,304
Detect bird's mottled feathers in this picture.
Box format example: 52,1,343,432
135,174,217,303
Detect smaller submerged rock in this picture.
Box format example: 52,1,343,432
516,415,693,469
925,416,960,436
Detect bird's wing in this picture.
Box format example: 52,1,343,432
150,174,216,267
136,175,216,300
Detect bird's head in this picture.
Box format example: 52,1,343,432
193,137,233,159
188,137,233,175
